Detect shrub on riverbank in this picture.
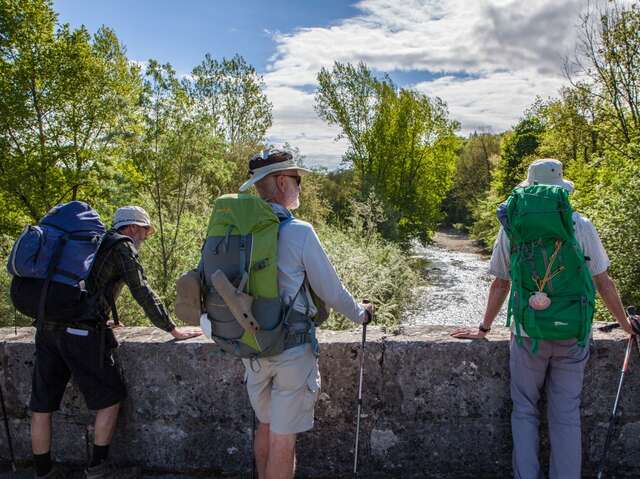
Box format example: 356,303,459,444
316,224,421,331
0,222,421,331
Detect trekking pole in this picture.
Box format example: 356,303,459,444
596,305,636,478
250,412,256,479
0,382,16,472
353,301,372,478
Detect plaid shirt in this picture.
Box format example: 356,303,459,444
85,230,175,332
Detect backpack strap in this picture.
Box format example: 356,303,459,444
95,231,133,326
36,234,69,327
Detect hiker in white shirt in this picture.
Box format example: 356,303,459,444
452,159,639,479
238,149,374,479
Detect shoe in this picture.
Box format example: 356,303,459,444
85,461,115,479
85,460,140,479
35,466,65,479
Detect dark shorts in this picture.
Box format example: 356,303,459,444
30,326,126,412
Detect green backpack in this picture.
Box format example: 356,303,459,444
503,184,595,352
198,194,318,358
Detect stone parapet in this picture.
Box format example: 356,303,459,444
1,325,639,477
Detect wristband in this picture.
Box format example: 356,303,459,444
478,323,491,333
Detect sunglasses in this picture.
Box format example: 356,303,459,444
275,173,301,186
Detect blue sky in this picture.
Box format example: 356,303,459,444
54,0,359,74
54,0,588,169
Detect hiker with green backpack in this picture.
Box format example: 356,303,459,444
451,159,640,478
178,149,373,479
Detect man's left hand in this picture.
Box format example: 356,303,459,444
171,327,202,341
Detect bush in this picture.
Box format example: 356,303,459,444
0,210,422,331
316,224,421,331
582,147,640,319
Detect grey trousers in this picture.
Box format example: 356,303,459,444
510,336,589,479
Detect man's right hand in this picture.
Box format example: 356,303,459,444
361,302,375,325
170,327,202,341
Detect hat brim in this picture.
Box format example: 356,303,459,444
518,178,574,193
113,220,156,235
239,165,312,192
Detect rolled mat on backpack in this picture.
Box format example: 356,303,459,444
175,270,204,327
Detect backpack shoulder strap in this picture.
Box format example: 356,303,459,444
99,230,132,252
95,231,133,326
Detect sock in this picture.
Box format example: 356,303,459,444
34,451,52,477
90,444,110,467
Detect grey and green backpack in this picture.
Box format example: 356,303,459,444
502,184,595,352
198,193,321,358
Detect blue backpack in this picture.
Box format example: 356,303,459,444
7,201,124,323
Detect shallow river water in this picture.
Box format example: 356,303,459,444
404,241,507,327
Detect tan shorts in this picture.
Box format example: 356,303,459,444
242,344,320,434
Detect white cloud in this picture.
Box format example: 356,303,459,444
414,70,568,134
265,86,348,169
264,0,588,168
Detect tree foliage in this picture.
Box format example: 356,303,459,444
470,116,544,245
0,0,141,230
191,53,273,191
469,1,640,317
442,132,501,227
315,61,459,242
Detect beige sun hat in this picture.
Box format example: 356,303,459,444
239,149,311,192
112,206,156,234
519,158,574,193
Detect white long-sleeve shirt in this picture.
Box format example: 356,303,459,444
272,204,366,324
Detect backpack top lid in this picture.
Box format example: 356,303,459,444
207,194,278,237
505,184,574,244
40,201,105,236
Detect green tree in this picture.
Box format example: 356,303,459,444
315,62,378,178
493,116,544,197
0,0,141,231
315,61,459,242
574,1,640,148
442,131,501,227
128,61,228,305
191,53,272,189
470,116,544,246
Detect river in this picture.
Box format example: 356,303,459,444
404,230,508,327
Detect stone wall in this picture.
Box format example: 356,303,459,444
1,325,639,478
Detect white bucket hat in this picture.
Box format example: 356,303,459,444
112,206,156,234
239,149,311,192
519,158,574,193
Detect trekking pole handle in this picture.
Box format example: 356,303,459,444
362,299,374,325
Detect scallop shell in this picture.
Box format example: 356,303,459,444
529,292,551,310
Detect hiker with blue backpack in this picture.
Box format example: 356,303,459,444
179,149,373,479
451,159,640,479
8,204,200,479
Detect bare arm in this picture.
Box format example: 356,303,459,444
451,277,511,339
593,271,634,335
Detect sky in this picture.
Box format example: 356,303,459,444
54,0,589,169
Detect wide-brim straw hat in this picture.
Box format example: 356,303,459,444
239,149,311,192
